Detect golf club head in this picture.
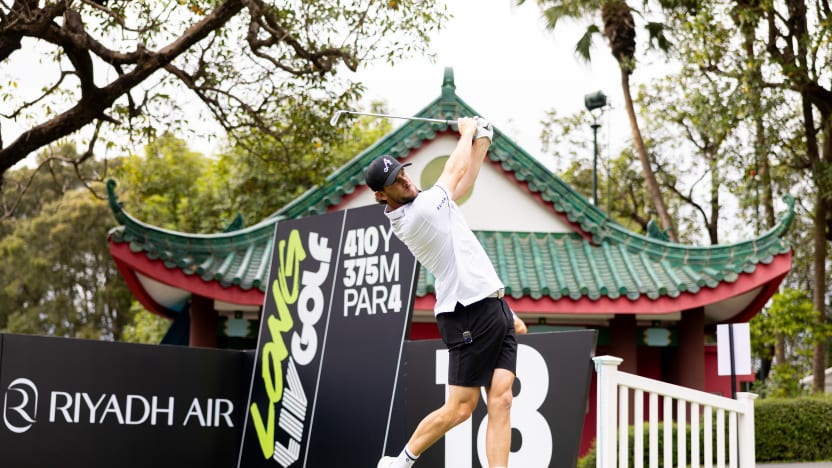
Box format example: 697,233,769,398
330,110,345,126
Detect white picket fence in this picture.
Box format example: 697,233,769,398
593,356,757,468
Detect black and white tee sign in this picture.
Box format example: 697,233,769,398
238,204,418,468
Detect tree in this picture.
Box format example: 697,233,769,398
120,301,169,344
650,0,830,389
0,142,105,229
539,108,658,234
0,185,134,339
750,288,832,397
518,0,677,240
727,0,777,233
112,132,235,232
755,0,832,393
225,102,394,221
108,102,394,227
637,74,738,245
0,0,448,183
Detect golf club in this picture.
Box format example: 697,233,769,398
330,110,455,126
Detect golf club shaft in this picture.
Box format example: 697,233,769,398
332,110,454,126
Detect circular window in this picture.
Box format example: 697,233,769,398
420,156,474,205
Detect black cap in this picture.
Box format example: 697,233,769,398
365,156,412,192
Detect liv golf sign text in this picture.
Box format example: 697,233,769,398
237,204,419,468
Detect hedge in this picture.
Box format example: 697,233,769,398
577,423,727,468
755,395,832,462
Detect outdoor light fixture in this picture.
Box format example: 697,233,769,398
584,91,607,207
584,91,607,112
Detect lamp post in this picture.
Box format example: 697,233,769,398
584,91,607,206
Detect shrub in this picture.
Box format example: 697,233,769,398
577,422,727,468
755,395,832,462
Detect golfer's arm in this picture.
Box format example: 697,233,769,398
451,137,489,201
436,131,474,193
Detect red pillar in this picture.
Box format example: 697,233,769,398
189,295,218,348
673,307,705,390
609,314,638,373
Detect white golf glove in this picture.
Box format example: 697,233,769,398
474,117,493,142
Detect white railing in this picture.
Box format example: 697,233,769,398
593,355,756,468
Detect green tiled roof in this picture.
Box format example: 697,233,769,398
428,227,793,301
107,68,794,309
108,180,276,292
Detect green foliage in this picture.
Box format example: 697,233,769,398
750,288,832,397
761,363,809,398
121,302,171,345
577,421,731,468
755,395,832,462
577,439,595,468
0,144,109,234
111,132,237,232
0,187,134,339
110,109,392,227
223,104,393,221
539,109,680,236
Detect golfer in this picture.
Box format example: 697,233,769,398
366,117,517,468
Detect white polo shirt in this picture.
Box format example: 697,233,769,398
385,182,503,315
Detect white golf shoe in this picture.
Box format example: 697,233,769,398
377,456,398,468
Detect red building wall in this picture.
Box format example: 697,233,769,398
704,344,756,398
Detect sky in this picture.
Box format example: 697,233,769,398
352,0,632,166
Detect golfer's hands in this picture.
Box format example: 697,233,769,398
457,117,477,139
513,313,528,335
474,117,493,143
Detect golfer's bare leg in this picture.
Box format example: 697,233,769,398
485,368,515,467
406,385,481,455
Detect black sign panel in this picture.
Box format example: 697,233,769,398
0,328,594,468
238,205,418,468
0,204,594,468
392,330,597,468
0,334,251,468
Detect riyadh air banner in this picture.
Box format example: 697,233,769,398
238,204,418,468
0,333,252,468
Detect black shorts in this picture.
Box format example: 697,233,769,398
436,297,518,387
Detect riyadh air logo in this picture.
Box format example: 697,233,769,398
383,157,393,172
3,378,38,434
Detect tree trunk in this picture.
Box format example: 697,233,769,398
737,0,775,233
745,30,780,379
709,146,719,244
813,186,827,393
620,69,677,241
774,334,786,364
747,63,776,232
813,116,831,393
802,90,828,393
